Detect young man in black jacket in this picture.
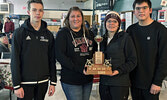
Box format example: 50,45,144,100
11,0,57,99
127,0,167,100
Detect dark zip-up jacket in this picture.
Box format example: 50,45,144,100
55,27,96,85
11,18,57,89
127,21,167,89
100,31,137,86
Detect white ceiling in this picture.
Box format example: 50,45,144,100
8,0,93,14
42,0,92,10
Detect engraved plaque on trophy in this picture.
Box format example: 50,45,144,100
85,30,112,75
94,35,104,65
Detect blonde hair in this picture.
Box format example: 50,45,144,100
0,36,3,43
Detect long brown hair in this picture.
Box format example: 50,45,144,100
63,6,89,34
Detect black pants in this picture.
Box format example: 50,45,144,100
131,86,160,100
17,82,48,100
99,84,129,100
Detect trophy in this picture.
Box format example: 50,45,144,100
85,28,112,75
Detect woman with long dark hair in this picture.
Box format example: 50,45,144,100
55,6,96,100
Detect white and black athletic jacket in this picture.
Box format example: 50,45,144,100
11,18,57,90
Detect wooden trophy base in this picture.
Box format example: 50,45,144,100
85,51,112,75
85,64,112,75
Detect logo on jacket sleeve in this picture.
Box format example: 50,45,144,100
26,36,31,40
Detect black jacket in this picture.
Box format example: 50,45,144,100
0,23,3,32
100,31,137,86
55,27,96,85
11,18,57,89
0,43,10,57
127,21,167,89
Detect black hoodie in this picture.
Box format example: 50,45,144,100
11,18,57,90
55,27,96,85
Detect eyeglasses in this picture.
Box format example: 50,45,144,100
135,6,149,11
106,20,118,24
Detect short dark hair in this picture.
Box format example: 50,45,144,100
27,0,44,11
133,0,152,9
6,17,10,20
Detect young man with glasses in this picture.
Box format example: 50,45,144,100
11,0,57,99
127,0,167,100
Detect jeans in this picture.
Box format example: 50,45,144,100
5,32,12,44
61,81,93,100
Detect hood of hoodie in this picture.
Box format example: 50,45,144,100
21,18,47,33
61,27,83,36
61,27,90,47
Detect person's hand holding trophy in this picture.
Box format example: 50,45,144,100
84,29,112,75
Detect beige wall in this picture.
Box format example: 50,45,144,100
43,10,93,19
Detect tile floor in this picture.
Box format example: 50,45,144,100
1,62,167,100
0,77,167,100
0,75,101,100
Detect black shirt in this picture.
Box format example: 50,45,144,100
127,21,167,89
